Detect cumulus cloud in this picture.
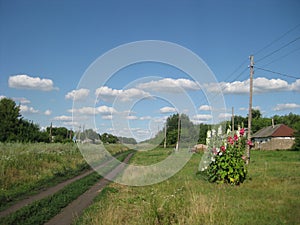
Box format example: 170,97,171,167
198,104,212,111
20,105,39,114
140,116,152,120
273,103,300,111
291,79,300,92
8,74,57,91
0,95,6,100
44,110,52,116
126,115,138,120
193,114,212,121
136,78,200,92
159,106,177,114
97,105,117,114
205,77,294,94
13,97,31,104
95,86,152,102
53,115,73,121
71,106,116,115
65,88,90,101
218,113,232,120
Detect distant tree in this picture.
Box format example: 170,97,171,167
0,98,21,142
198,123,210,144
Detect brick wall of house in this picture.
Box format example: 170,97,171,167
254,137,295,150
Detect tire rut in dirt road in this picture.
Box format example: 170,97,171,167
0,156,119,218
45,153,133,225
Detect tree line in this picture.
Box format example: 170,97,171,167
148,110,300,150
0,98,137,144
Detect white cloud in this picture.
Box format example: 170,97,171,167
159,106,177,114
95,86,152,102
193,114,212,121
198,104,212,111
97,105,117,114
291,79,300,92
0,95,6,100
13,97,31,104
71,106,116,115
218,113,232,120
140,116,152,120
205,77,293,94
126,115,138,120
8,74,57,91
20,105,39,114
53,115,72,121
65,89,90,101
136,78,200,93
273,103,300,111
44,110,52,116
101,115,113,120
239,106,261,111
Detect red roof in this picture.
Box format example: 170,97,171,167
252,124,295,138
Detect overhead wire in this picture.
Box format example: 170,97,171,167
255,36,300,63
254,66,300,79
253,23,300,56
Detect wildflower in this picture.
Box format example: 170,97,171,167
219,151,222,156
247,140,253,146
241,155,247,161
212,129,216,137
207,130,211,138
239,128,245,136
217,126,222,136
220,145,226,152
227,136,234,145
234,134,239,141
212,147,217,155
211,157,215,162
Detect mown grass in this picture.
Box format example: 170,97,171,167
75,149,300,225
0,149,134,225
0,143,132,211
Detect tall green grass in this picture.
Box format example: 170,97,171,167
75,149,300,225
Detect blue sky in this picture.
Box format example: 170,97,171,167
1,0,300,141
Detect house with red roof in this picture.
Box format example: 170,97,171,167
252,124,295,150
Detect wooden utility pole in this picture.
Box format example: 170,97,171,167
175,113,181,151
247,55,254,164
164,123,167,148
232,107,234,132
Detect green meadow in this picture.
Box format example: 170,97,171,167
75,149,300,225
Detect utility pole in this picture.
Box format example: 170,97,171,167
175,113,181,151
232,107,234,132
164,123,167,148
247,55,254,164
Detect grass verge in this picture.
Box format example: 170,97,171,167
0,149,134,225
75,149,300,225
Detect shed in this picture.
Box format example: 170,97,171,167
252,124,295,150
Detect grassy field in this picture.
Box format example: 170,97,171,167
0,143,130,210
75,149,300,225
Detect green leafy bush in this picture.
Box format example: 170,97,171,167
198,126,248,185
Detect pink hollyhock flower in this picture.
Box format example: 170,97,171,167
247,140,253,146
227,136,234,145
212,147,217,155
234,134,238,141
241,155,247,161
239,128,245,136
220,145,226,152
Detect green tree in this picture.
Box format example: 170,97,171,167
0,98,21,142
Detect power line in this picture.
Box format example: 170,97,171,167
254,23,300,56
261,46,300,67
256,36,300,63
254,66,300,79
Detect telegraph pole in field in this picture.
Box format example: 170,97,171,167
164,123,167,148
175,113,181,151
247,55,254,164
